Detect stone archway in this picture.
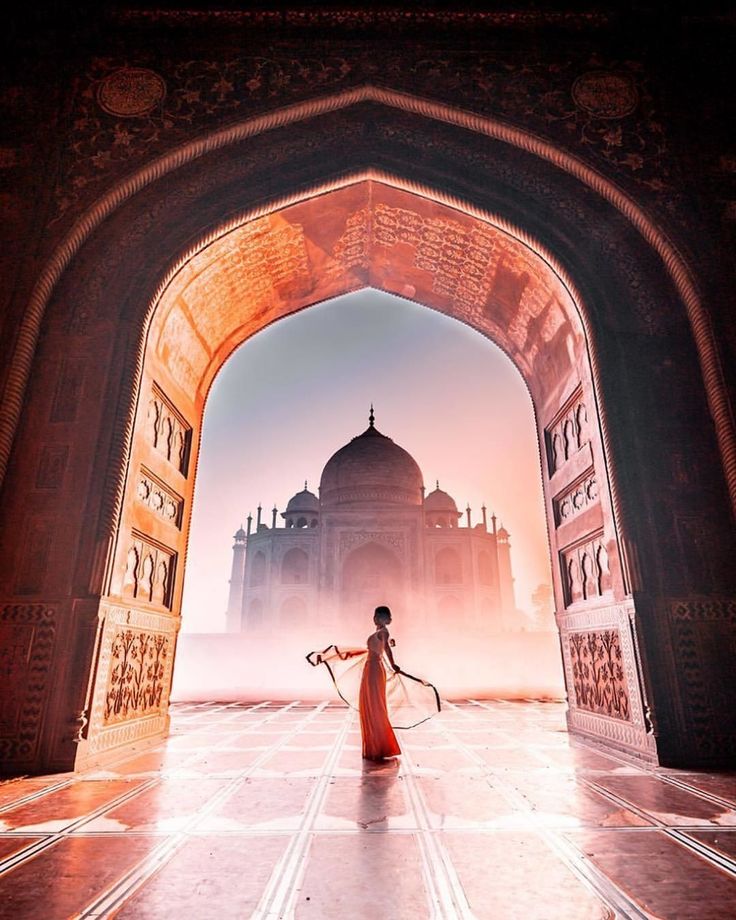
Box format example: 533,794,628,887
1,96,734,774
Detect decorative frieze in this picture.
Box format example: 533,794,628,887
545,387,590,476
554,469,598,525
561,533,611,606
136,468,183,528
122,534,176,609
339,530,405,558
145,385,191,476
568,629,631,721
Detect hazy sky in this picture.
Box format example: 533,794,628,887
181,290,552,632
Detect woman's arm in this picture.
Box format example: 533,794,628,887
381,628,401,672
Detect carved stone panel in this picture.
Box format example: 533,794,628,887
145,385,192,476
0,606,56,765
136,468,183,528
81,604,178,762
545,387,590,476
561,532,612,607
568,629,631,721
554,469,599,526
558,601,655,760
668,599,736,760
104,628,170,725
35,445,69,490
122,534,176,609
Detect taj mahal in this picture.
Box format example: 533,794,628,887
225,409,517,639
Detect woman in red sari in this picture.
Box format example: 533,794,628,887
360,605,401,761
306,606,440,758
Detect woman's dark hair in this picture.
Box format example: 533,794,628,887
374,605,392,622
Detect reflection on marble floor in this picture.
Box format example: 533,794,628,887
1,700,736,918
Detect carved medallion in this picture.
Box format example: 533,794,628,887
572,71,638,119
97,68,166,117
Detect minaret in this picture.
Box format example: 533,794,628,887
225,525,248,632
491,511,503,615
496,522,517,625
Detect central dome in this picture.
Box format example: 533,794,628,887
319,413,424,508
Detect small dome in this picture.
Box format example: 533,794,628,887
234,526,247,541
424,482,460,515
284,485,320,516
497,525,509,538
320,416,423,508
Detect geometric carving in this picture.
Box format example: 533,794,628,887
35,445,69,489
561,532,611,606
104,629,169,724
546,386,589,475
568,629,631,721
97,68,166,117
122,534,175,609
0,606,56,764
145,385,191,476
554,468,598,525
136,468,183,528
669,599,736,759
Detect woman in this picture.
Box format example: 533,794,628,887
359,605,402,761
306,605,440,760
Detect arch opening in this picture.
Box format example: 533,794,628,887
73,175,656,770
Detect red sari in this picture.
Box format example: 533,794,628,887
359,630,401,760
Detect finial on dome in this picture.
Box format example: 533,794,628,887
304,480,308,491
369,404,375,428
436,479,439,490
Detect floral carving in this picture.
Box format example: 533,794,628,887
104,629,169,723
52,49,673,221
569,629,630,720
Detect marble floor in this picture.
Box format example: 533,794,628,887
1,701,736,919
